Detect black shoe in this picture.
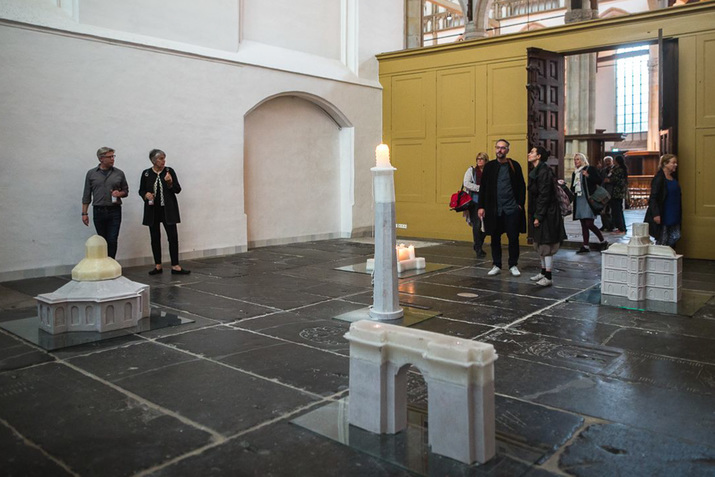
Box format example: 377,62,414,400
476,249,487,258
171,268,191,275
576,246,590,254
600,240,609,251
148,268,163,275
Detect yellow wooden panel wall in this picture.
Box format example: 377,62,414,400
697,33,715,128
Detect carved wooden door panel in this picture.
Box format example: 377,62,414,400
527,48,565,179
659,35,678,155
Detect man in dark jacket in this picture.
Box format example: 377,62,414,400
477,139,526,277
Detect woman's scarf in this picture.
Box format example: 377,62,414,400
153,169,165,206
574,165,586,196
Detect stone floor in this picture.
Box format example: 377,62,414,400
1,227,714,476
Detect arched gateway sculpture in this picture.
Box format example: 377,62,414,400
344,320,497,464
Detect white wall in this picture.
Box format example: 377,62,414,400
0,0,402,280
244,96,341,245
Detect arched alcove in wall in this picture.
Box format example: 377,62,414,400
244,92,354,247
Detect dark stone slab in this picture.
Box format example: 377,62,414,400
68,342,318,435
0,284,36,311
185,277,329,310
410,317,494,340
422,272,582,300
0,331,53,371
482,329,623,374
497,356,715,446
606,352,715,396
0,276,70,297
280,264,375,287
0,423,73,477
151,285,277,322
235,315,351,354
559,422,715,476
510,314,621,346
604,327,715,364
154,420,417,477
159,327,349,396
544,301,715,337
0,363,212,477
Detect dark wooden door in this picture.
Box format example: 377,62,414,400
527,48,565,179
659,34,678,155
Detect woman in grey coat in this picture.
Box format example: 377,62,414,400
527,146,566,287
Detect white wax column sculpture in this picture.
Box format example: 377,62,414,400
369,144,404,321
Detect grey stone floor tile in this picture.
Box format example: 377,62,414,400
68,342,318,435
0,363,212,477
497,356,715,446
604,327,715,364
544,301,715,337
152,420,417,477
605,351,715,396
0,331,53,371
151,285,277,322
159,327,349,396
410,316,494,339
184,278,330,310
559,422,715,476
484,328,623,374
0,284,36,311
233,315,351,354
0,423,74,477
0,276,70,297
509,314,621,345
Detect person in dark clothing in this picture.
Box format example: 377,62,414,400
599,156,614,232
645,154,682,247
477,139,526,277
81,147,129,259
139,149,190,275
609,155,629,233
527,146,566,287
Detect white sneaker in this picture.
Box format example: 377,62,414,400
487,265,501,276
530,273,545,281
509,266,521,277
536,277,553,287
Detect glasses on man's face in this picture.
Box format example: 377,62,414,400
102,155,116,159
495,146,508,151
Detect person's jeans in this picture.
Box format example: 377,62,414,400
93,206,122,258
490,210,520,268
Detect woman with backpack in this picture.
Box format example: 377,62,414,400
527,146,566,287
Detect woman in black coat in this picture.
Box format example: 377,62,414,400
527,146,566,287
644,154,682,246
570,153,608,254
139,149,190,275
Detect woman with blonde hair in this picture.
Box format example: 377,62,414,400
645,154,681,246
570,153,608,253
464,152,489,258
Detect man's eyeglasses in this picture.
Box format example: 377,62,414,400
102,155,116,159
495,146,508,150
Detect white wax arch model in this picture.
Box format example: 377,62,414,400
344,320,497,464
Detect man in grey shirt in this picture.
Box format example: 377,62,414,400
81,147,129,259
477,139,526,277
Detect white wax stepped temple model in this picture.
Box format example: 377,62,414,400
36,235,150,334
601,223,682,302
345,320,497,465
369,144,403,321
366,243,426,273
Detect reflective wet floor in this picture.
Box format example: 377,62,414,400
0,238,713,476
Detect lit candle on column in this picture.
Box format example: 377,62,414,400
376,144,391,168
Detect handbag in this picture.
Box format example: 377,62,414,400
588,185,611,213
449,186,473,212
553,179,573,216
